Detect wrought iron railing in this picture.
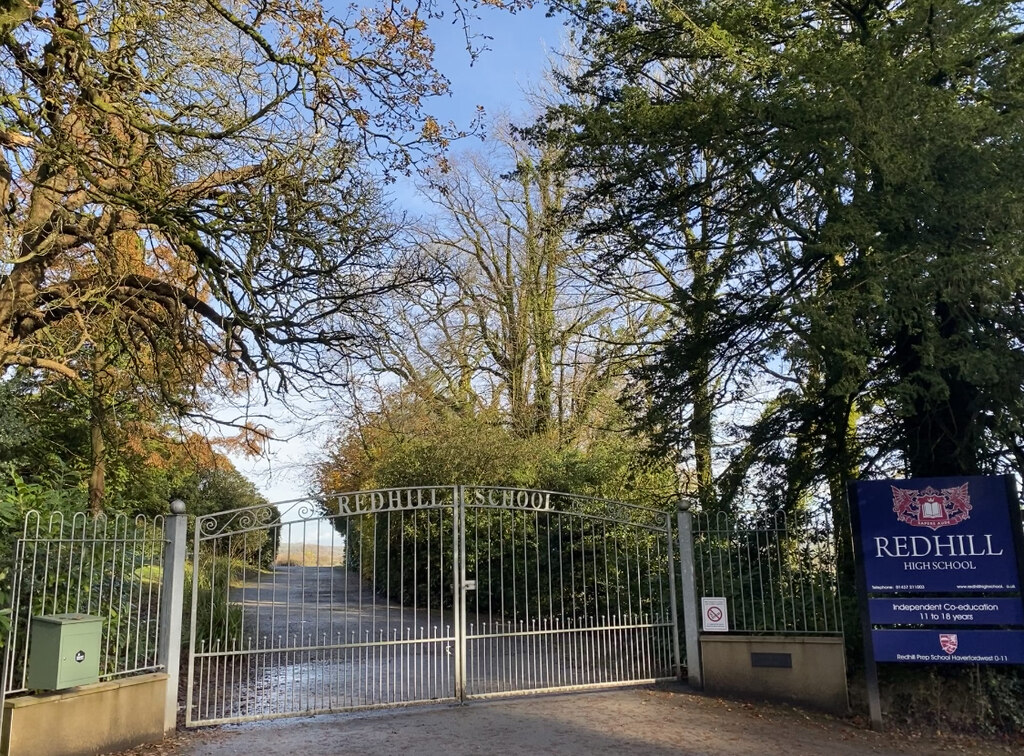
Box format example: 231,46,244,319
692,509,843,635
185,487,678,725
2,510,167,698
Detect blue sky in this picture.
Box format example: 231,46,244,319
426,5,565,127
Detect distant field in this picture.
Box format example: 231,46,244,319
275,543,346,567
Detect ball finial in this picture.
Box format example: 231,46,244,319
169,499,186,515
678,498,693,512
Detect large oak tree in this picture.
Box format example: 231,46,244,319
363,128,661,442
0,0,475,398
0,0,511,508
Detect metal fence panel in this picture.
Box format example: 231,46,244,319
2,511,166,700
461,487,678,698
693,510,843,635
185,486,679,727
186,488,459,726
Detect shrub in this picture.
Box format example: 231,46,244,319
182,554,244,650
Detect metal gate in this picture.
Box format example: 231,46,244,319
186,486,678,726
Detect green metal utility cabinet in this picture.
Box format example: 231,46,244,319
27,613,103,690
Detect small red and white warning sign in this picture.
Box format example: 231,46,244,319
702,597,729,632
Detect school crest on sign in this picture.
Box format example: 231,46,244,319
892,484,971,531
939,633,959,655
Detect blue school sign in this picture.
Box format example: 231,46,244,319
871,628,1024,664
849,474,1024,668
853,476,1023,594
849,474,1024,727
866,596,1024,625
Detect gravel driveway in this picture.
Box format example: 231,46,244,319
121,683,1019,756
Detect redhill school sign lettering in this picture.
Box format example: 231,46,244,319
849,475,1024,666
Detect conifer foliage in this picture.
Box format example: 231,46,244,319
541,0,1024,516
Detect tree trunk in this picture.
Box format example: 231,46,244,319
531,167,562,436
89,390,106,514
896,299,980,477
88,349,107,514
688,191,717,513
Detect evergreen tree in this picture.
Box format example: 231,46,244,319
540,0,1024,518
